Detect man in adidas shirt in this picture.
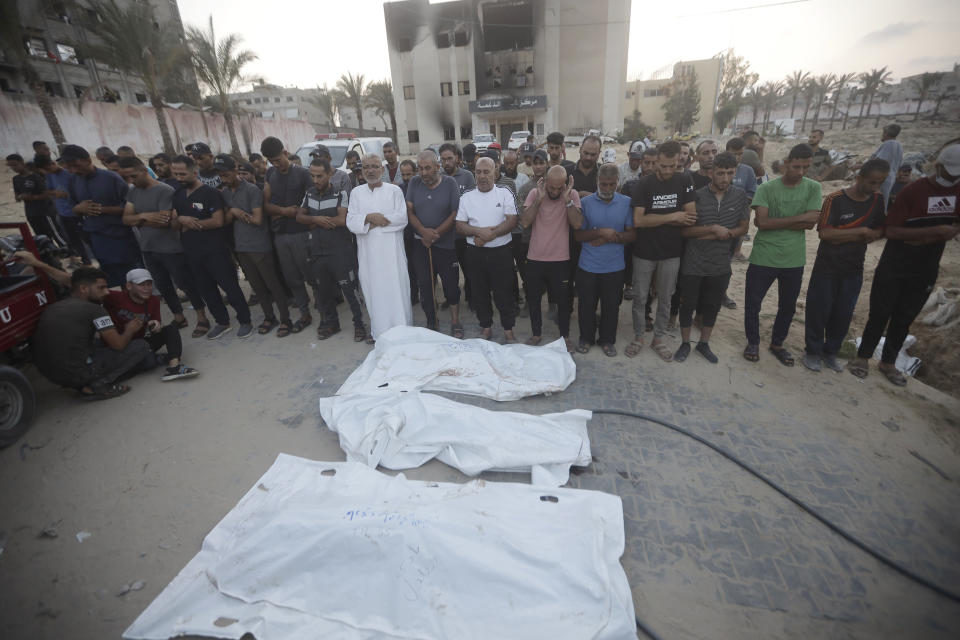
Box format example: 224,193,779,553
852,145,960,386
456,157,518,342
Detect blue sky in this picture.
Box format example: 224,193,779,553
177,0,959,91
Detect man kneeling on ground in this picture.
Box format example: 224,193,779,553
104,268,199,382
33,268,187,400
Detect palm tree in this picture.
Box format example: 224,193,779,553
760,81,783,133
336,72,368,131
747,85,763,130
80,0,185,153
931,88,957,120
187,16,259,156
829,73,857,129
784,70,809,120
799,79,817,133
857,67,892,128
308,85,340,130
366,80,397,143
911,72,945,121
810,73,836,130
0,2,67,151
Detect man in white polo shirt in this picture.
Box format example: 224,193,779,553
456,157,519,342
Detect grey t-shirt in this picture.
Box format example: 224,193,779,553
332,169,352,196
127,182,182,254
405,175,460,250
448,168,476,195
223,179,271,253
682,185,750,277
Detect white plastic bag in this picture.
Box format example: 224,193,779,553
124,456,636,640
854,335,921,376
337,326,576,401
319,390,592,485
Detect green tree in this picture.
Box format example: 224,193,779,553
810,73,836,130
80,0,185,153
747,85,763,131
336,72,368,131
911,72,945,121
714,49,757,130
857,67,892,128
829,73,857,130
308,85,340,129
622,109,652,141
798,78,817,133
366,80,397,142
784,70,810,120
761,81,784,133
187,15,259,156
662,71,701,134
0,1,67,151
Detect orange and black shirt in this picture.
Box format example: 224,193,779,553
812,189,885,276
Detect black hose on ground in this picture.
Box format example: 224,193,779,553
589,408,960,639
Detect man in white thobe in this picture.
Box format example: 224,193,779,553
346,154,413,341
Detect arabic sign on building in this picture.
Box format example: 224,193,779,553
469,95,547,113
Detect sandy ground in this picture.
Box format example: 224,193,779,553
0,125,958,639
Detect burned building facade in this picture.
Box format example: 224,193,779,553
384,0,630,154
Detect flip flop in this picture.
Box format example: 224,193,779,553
847,357,869,378
624,340,644,358
276,322,292,338
651,341,673,362
191,320,210,339
451,323,465,339
769,346,795,367
601,344,617,357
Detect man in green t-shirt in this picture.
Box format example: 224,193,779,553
743,144,822,365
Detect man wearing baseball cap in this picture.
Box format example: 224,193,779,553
462,143,478,174
186,142,221,189
619,141,645,187
518,142,536,179
103,269,199,381
852,144,960,386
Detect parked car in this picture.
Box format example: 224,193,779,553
295,135,394,172
507,130,531,150
472,133,495,153
0,224,62,447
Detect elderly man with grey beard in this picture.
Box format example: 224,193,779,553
405,150,463,336
456,157,518,342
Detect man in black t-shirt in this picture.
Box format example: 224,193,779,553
33,267,154,399
803,159,888,373
187,142,222,189
171,155,252,340
625,140,697,362
7,153,64,244
545,131,576,173
691,140,718,190
887,164,913,206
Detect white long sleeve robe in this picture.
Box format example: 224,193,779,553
346,182,413,339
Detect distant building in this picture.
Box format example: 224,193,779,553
623,58,723,137
0,0,196,105
228,83,389,134
384,0,631,154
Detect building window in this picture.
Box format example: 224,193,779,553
43,81,64,97
397,37,413,52
73,85,87,98
408,130,420,143
246,99,252,105
440,82,452,97
56,43,79,64
643,88,665,98
453,29,468,47
274,97,280,103
458,80,470,96
286,96,293,102
536,123,544,136
460,125,472,139
443,126,456,141
135,92,147,103
254,97,261,103
436,32,451,49
403,85,415,100
26,38,47,58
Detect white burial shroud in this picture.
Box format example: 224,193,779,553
336,326,576,401
319,390,592,486
123,456,637,640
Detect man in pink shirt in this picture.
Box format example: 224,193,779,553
520,165,583,351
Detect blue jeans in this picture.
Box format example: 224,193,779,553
744,264,803,347
804,271,862,355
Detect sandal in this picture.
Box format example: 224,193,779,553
563,337,575,353
79,383,130,401
624,340,644,358
276,322,292,338
880,365,907,387
601,344,617,357
451,323,465,340
258,318,278,335
576,341,591,354
317,325,341,340
191,320,210,339
525,336,542,346
769,346,795,367
354,325,367,343
847,357,869,379
651,340,673,362
480,328,493,341
173,317,189,329
290,316,312,334
365,334,376,345
743,344,759,362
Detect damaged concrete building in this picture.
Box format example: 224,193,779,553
384,0,630,154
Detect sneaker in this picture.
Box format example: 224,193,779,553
695,342,718,363
823,354,843,372
623,285,634,300
721,296,737,309
803,353,822,372
161,364,199,381
206,324,232,340
237,323,254,339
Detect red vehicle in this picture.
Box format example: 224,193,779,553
0,223,56,447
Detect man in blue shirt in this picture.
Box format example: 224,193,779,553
573,163,635,356
35,154,91,264
61,144,142,286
